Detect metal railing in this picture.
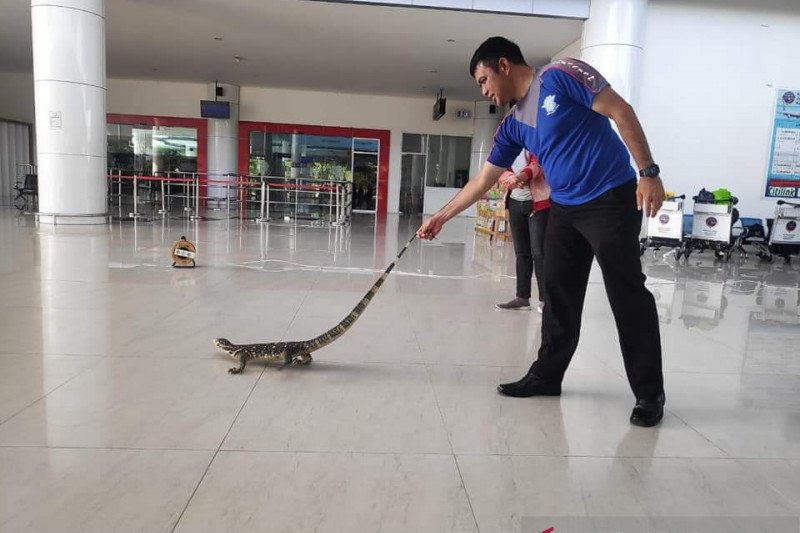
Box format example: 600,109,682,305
104,170,353,226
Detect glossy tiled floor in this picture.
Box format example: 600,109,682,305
1,207,799,532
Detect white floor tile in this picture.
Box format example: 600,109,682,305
0,447,212,532
1,210,799,531
175,451,478,533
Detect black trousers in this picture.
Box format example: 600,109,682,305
529,180,664,400
507,198,549,301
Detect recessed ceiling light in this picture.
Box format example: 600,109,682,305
447,39,455,43
213,36,224,41
234,56,244,63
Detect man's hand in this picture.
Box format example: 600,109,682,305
416,212,446,240
637,176,665,218
498,173,517,190
499,170,528,190
512,170,529,188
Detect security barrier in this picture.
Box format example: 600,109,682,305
105,170,352,226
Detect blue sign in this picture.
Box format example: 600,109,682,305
765,89,800,198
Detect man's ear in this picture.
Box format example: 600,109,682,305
498,57,511,75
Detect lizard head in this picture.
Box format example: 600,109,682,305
212,338,238,355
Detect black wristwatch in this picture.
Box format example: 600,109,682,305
639,163,660,178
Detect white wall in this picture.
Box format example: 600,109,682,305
104,79,476,213
543,1,800,221
2,73,478,213
638,0,800,220
241,86,476,214
0,72,35,124
107,79,206,118
552,38,582,61
6,1,797,222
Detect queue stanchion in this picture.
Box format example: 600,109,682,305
257,177,268,223
158,176,167,215
190,173,203,221
183,172,192,215
129,174,142,219
328,179,334,225
226,176,231,219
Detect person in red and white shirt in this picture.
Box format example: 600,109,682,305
496,151,550,313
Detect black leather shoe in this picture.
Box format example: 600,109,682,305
497,373,561,397
630,392,665,427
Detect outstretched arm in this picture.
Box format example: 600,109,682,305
592,86,665,217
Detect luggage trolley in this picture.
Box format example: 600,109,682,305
762,200,800,263
682,191,738,262
640,194,686,258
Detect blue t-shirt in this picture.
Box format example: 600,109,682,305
487,58,636,206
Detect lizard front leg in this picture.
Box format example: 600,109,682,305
228,352,249,374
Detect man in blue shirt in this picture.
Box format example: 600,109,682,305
417,37,666,427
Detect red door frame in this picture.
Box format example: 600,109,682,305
238,121,390,217
106,113,208,196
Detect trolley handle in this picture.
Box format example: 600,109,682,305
777,200,800,207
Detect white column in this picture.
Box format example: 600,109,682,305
469,101,503,178
444,100,505,217
581,0,648,108
290,132,301,180
206,82,240,200
32,0,107,225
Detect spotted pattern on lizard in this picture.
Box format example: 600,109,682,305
214,235,416,374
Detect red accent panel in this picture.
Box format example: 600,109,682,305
239,121,390,217
767,179,800,187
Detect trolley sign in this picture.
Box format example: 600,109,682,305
691,203,733,243
765,88,800,198
771,206,800,244
646,199,683,240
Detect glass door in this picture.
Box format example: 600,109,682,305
352,138,379,212
399,134,427,215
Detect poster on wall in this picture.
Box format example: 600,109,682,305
765,88,800,198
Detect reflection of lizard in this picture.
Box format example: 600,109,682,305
214,235,416,374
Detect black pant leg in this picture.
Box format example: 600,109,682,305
508,198,534,299
571,181,664,400
530,208,549,303
529,202,594,382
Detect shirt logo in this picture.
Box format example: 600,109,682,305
542,94,559,116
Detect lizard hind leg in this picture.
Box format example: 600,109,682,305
292,352,313,365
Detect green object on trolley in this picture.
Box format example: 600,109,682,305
711,188,734,205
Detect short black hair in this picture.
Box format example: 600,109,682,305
469,36,527,77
